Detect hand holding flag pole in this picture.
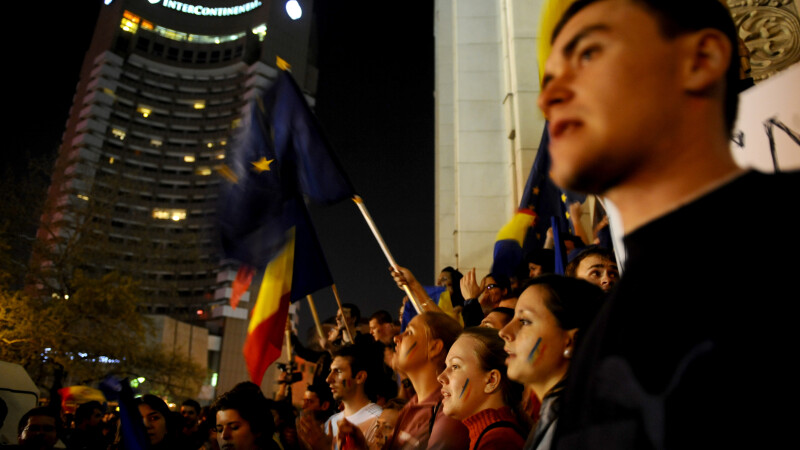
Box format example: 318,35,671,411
352,195,422,314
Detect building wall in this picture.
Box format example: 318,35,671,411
435,0,547,278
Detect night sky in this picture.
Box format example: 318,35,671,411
7,1,435,344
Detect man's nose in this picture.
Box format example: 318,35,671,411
538,70,574,117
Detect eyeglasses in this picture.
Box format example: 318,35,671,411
485,284,499,290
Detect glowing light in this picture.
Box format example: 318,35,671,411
193,101,206,109
197,167,212,176
184,155,196,163
153,209,186,221
196,309,204,315
137,106,152,118
109,157,115,164
285,0,302,20
77,194,90,201
207,142,214,148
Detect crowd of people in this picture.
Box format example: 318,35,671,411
7,246,612,450
9,0,797,448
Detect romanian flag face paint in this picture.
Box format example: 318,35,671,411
459,378,471,401
404,341,418,359
243,230,295,384
528,337,544,364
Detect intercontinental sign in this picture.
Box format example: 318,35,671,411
148,0,263,17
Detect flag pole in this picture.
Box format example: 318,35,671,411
305,295,326,341
352,196,422,314
284,317,293,362
331,284,355,343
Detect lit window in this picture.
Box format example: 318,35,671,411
194,101,206,110
184,155,195,163
120,12,139,34
101,87,116,98
207,142,214,148
220,140,227,146
137,106,152,118
109,157,115,164
141,20,154,31
112,128,126,140
150,139,163,147
216,154,225,160
76,194,90,201
153,209,186,221
231,118,242,129
252,24,267,41
196,167,212,176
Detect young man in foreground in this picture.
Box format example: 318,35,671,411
538,0,799,448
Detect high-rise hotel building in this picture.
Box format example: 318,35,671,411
39,0,317,393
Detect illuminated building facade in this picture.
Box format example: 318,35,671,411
39,0,317,395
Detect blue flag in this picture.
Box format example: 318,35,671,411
218,70,356,277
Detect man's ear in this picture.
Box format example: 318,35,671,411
681,28,732,94
355,370,368,385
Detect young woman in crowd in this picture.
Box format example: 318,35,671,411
387,311,470,449
437,327,527,449
137,394,185,449
499,275,603,450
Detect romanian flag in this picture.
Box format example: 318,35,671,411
491,125,584,277
219,71,355,384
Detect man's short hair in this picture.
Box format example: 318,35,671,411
212,382,275,447
370,310,393,325
181,399,200,413
332,340,386,402
75,401,104,423
18,407,60,437
565,245,616,278
552,0,741,133
341,303,361,322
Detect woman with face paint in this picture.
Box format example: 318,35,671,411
387,311,470,449
498,275,603,450
437,327,527,449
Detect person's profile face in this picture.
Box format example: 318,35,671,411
301,391,322,412
326,356,358,401
437,271,453,289
538,0,687,194
498,285,572,389
216,409,258,450
19,415,58,449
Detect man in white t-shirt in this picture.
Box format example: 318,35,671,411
299,340,384,450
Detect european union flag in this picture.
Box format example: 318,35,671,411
218,70,356,276
520,124,584,254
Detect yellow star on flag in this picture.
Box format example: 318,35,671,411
561,193,567,203
252,157,274,173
